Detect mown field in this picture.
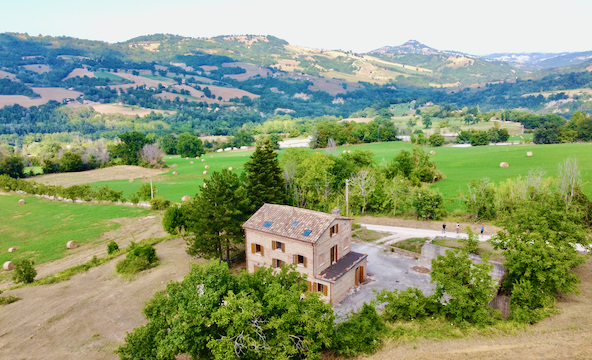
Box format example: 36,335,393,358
0,193,151,265
84,142,592,211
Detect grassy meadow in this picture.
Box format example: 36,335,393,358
85,141,592,212
0,193,151,265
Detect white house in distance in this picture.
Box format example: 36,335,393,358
243,204,367,304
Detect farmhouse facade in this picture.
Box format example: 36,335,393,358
243,204,367,304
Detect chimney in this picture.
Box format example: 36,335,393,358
331,207,341,216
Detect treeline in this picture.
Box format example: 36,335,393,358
534,111,592,144
0,78,39,97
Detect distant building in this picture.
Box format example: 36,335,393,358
243,204,367,304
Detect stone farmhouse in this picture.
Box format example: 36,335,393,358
243,204,367,304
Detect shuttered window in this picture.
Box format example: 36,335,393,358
272,259,283,269
306,281,311,292
254,265,260,272
330,224,339,237
272,241,285,252
317,283,328,296
251,243,263,255
293,254,307,268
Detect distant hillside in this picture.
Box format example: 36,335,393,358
368,40,520,86
485,50,592,69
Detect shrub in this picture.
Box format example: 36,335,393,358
411,187,447,220
0,295,21,306
116,242,158,275
12,259,37,284
162,205,186,235
150,196,171,210
375,287,440,321
136,183,153,201
428,133,445,147
459,227,479,254
128,193,140,204
331,303,385,357
107,241,119,255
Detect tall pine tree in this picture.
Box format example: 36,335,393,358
244,138,287,210
184,169,249,263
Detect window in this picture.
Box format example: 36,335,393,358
330,245,338,264
293,254,307,268
272,240,285,252
272,258,284,269
303,230,312,236
263,221,273,228
317,283,328,296
330,224,339,237
292,221,299,227
251,243,263,256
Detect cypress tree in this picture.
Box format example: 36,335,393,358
244,138,287,210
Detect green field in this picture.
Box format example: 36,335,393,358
86,142,592,211
141,74,172,82
0,194,151,265
94,72,127,81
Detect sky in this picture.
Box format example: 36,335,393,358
2,0,592,55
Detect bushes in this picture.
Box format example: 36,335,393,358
149,196,171,210
107,241,119,255
0,295,21,306
12,259,37,284
375,287,440,321
411,187,447,220
459,227,480,254
331,303,385,357
428,133,445,147
115,242,158,275
162,205,186,234
0,154,25,178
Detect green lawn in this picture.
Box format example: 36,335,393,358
0,194,151,265
142,74,172,82
86,142,592,211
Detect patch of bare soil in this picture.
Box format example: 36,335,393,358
362,257,592,360
411,266,430,274
0,87,82,108
28,165,168,187
0,238,196,360
90,104,174,117
222,62,271,81
356,216,502,236
63,68,96,80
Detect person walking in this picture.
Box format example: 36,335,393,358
480,225,485,238
442,223,446,234
456,222,460,234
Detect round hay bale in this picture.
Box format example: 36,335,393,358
172,171,178,175
196,156,199,159
203,171,208,175
205,165,210,169
8,247,17,253
141,175,147,180
129,178,134,183
527,151,533,157
66,241,78,249
3,261,14,271
343,150,347,153
18,199,25,205
210,155,213,158
182,195,191,202
201,159,206,162
228,167,233,171
185,157,189,160
169,157,172,159
203,183,207,188
500,162,509,168
348,150,351,153
429,150,436,155
190,161,194,164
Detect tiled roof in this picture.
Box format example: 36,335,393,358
318,251,367,283
242,204,351,243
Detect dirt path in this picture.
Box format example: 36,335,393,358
28,165,168,187
356,216,502,236
360,224,492,245
0,215,167,289
0,238,196,360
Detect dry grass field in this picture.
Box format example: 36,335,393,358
107,72,175,91
308,77,364,96
22,64,51,73
222,62,271,81
522,88,592,98
29,165,168,187
200,65,218,71
206,84,260,101
0,69,17,80
63,68,96,80
0,87,82,107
